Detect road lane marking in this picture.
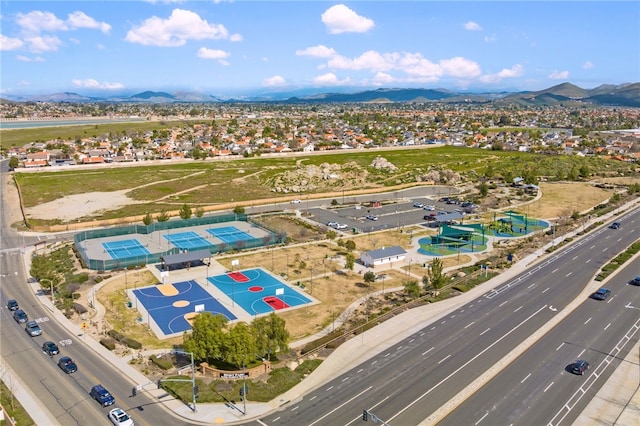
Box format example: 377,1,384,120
384,352,390,357
544,382,554,393
585,259,591,263
309,395,317,401
572,256,578,260
578,349,586,357
499,301,508,307
542,287,550,293
603,247,608,252
438,355,451,364
464,321,475,329
528,283,536,289
480,328,490,336
556,342,565,351
291,406,299,411
342,377,349,382
565,272,572,277
584,317,591,325
388,305,549,423
607,296,614,304
521,373,531,384
422,347,434,356
326,385,333,391
357,368,364,372
475,412,489,425
409,339,415,343
604,323,611,331
309,386,373,426
514,306,523,312
552,268,558,273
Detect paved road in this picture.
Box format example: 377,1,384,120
440,255,640,426
251,208,640,425
0,160,174,426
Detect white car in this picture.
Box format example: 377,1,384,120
413,202,424,208
290,199,301,204
365,215,379,221
423,205,435,211
326,221,338,228
108,408,134,426
336,223,348,229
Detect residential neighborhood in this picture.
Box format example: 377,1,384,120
1,101,639,168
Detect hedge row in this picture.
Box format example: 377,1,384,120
107,329,142,350
150,355,173,370
100,338,116,350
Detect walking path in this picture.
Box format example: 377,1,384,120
7,200,640,425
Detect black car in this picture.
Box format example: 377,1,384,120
629,276,640,286
609,221,621,229
6,299,19,311
591,287,611,300
570,359,589,375
58,356,78,374
42,341,60,356
13,309,28,323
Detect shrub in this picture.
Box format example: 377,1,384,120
100,338,116,350
73,303,88,314
150,355,173,370
108,329,125,341
122,337,142,349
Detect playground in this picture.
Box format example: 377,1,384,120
418,211,548,256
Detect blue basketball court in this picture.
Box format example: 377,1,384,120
132,280,236,336
102,239,150,260
164,231,213,250
207,268,312,315
206,226,254,243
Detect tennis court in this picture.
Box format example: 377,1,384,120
132,280,237,336
102,239,150,260
206,226,254,243
207,268,312,315
164,231,213,250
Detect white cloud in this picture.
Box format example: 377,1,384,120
479,64,524,83
229,33,243,42
16,11,67,34
484,34,496,43
371,72,396,86
313,72,352,85
125,8,237,47
583,61,594,69
296,45,337,59
464,21,482,31
67,11,111,34
0,34,24,50
24,35,63,53
263,75,286,87
197,47,230,65
439,56,482,78
321,4,374,34
72,78,124,90
548,70,569,79
16,55,32,62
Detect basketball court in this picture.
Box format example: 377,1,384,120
131,280,237,338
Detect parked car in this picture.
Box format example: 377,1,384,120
13,309,28,323
6,299,19,311
365,214,379,221
424,215,437,221
591,287,611,301
570,359,589,375
413,202,424,208
25,320,42,337
90,384,115,406
335,223,348,229
58,356,78,374
423,205,435,211
42,341,60,356
108,408,134,426
290,199,301,204
629,276,640,286
326,221,338,228
609,221,621,229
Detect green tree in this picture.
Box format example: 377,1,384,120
233,205,245,215
427,258,447,290
344,240,356,251
142,213,153,226
156,211,170,222
579,165,590,179
8,156,19,169
345,253,355,271
223,322,258,369
195,207,204,217
363,271,376,287
251,313,289,360
404,280,421,299
179,203,192,220
326,229,337,241
183,312,229,364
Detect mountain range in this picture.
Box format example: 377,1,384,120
2,82,639,107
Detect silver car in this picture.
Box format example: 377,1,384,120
25,320,42,337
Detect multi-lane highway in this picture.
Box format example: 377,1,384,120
254,208,640,425
0,160,173,426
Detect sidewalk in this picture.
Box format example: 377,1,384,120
10,199,640,425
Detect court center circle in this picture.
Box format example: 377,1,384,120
173,300,189,308
249,286,263,292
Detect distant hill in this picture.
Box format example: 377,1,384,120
3,82,638,106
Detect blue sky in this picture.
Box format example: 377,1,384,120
1,1,638,97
